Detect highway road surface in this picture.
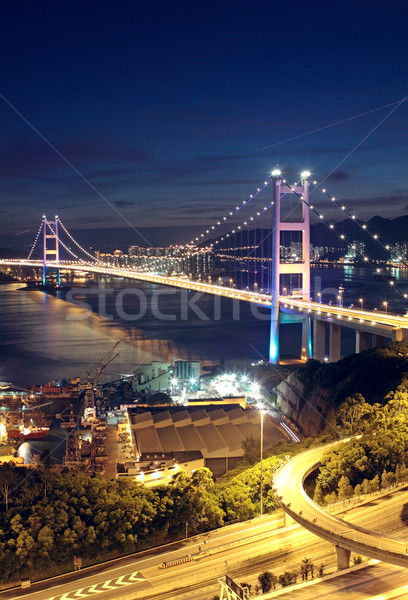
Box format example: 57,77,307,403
260,562,408,600
2,259,407,338
274,441,408,568
2,486,408,600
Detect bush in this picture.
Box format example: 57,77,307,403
258,571,277,593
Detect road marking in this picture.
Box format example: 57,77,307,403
101,580,116,590
74,590,88,598
115,575,130,585
128,571,145,582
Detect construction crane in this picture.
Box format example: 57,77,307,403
56,338,126,469
82,338,124,424
57,404,83,467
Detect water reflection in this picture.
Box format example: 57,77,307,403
1,263,408,388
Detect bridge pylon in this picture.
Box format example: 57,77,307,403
270,171,311,364
42,215,60,286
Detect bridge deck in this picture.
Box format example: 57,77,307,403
2,259,408,336
274,441,408,568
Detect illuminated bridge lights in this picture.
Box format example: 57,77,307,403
2,259,408,334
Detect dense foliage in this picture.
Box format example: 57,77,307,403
0,466,227,582
3,342,408,583
313,382,408,504
0,454,289,583
297,342,408,406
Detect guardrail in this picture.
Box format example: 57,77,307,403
274,439,408,568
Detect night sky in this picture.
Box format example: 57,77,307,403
1,1,407,249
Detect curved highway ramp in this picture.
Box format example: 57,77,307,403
274,441,408,569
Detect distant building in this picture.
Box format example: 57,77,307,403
132,359,200,392
344,241,366,263
122,404,286,484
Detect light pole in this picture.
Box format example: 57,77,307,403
359,297,364,311
383,301,388,314
258,404,264,516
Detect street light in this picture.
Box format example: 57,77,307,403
258,403,264,516
359,298,364,311
383,301,388,314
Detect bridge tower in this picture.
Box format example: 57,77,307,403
42,215,60,286
269,171,311,364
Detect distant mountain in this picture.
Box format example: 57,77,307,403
209,216,408,259
310,215,408,246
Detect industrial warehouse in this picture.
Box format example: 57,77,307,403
123,404,286,484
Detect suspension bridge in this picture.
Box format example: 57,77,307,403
1,170,408,364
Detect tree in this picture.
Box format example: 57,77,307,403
337,476,353,502
240,582,252,596
258,571,276,593
218,482,255,522
300,562,308,581
318,563,325,577
300,557,315,580
313,482,325,505
381,470,396,490
369,474,380,493
354,483,362,497
0,464,19,511
278,570,297,587
148,392,172,405
242,436,261,464
324,491,337,505
336,394,371,434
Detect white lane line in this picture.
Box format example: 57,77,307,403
115,575,131,586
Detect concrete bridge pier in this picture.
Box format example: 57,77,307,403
373,334,388,347
329,323,341,362
301,317,312,360
283,512,294,527
313,320,326,361
335,546,351,570
355,330,370,353
392,328,408,342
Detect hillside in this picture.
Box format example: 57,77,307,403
274,342,408,436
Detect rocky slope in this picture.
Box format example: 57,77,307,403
273,342,408,436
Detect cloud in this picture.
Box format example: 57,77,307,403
114,200,134,207
326,171,349,182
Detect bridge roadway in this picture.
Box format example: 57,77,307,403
2,259,408,339
274,439,408,569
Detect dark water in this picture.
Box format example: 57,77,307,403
1,264,408,388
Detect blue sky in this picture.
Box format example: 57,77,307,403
0,0,407,247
